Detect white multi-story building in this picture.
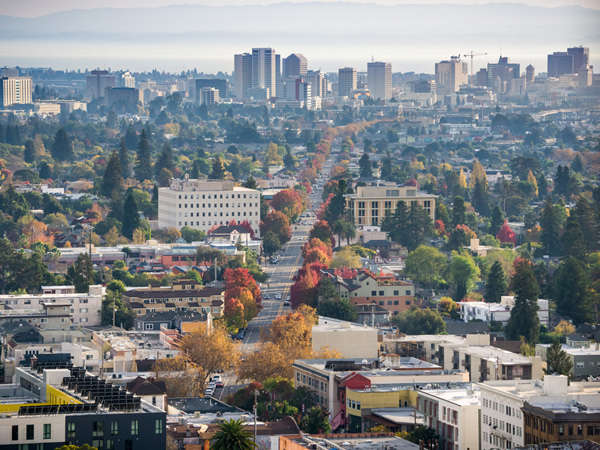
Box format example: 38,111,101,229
459,297,549,327
0,285,103,326
158,178,261,236
367,61,392,101
0,76,33,107
417,386,481,450
435,57,468,95
252,47,279,98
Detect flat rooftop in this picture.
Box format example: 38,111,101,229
297,435,419,450
419,387,481,407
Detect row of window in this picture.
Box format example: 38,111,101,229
179,202,257,209
178,193,258,200
180,210,255,218
575,361,600,368
483,399,522,419
370,290,412,296
12,424,52,440
346,398,361,410
296,372,328,392
3,298,90,306
141,297,214,303
483,432,512,448
482,415,522,436
178,220,257,228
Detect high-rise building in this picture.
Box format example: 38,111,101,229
525,64,535,83
282,53,307,78
105,87,140,110
0,76,32,107
435,57,468,95
86,70,115,100
547,52,574,78
305,70,325,98
252,48,279,98
567,46,589,72
115,71,135,88
338,67,357,97
194,79,227,103
200,87,219,106
409,80,436,93
234,53,252,98
367,61,392,100
487,56,520,92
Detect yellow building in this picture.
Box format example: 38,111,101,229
345,185,436,227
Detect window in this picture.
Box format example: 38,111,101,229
111,421,119,435
68,423,76,438
406,290,411,295
92,440,104,450
12,425,18,441
106,440,115,450
155,419,164,434
576,362,584,368
26,424,34,440
406,300,411,305
379,290,384,296
145,324,154,330
371,290,377,296
394,290,399,296
131,420,139,435
43,424,51,439
93,421,104,437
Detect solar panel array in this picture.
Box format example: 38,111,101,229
62,374,141,412
19,403,98,415
31,359,73,373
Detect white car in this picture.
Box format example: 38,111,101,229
204,388,214,396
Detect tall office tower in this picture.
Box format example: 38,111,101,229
367,61,392,100
282,53,308,78
579,66,593,87
486,56,520,91
475,68,488,86
435,56,468,95
305,70,325,98
338,67,357,97
234,53,252,98
86,70,115,100
0,76,33,107
409,80,436,93
567,46,589,72
115,71,135,88
252,48,278,98
525,64,535,83
547,52,574,78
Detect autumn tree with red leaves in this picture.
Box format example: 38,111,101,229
308,220,333,246
496,220,517,245
290,262,327,309
260,210,292,244
239,220,255,239
223,268,262,325
271,189,304,222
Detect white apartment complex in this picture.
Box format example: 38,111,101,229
0,285,103,326
459,297,549,327
158,178,261,236
0,76,33,107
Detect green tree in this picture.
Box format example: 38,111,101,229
359,153,372,178
66,253,94,293
24,139,37,163
435,203,451,228
545,339,573,377
381,201,433,251
190,159,200,179
449,251,480,301
55,445,98,450
572,196,598,253
489,205,504,236
118,137,131,179
180,226,206,243
263,231,281,255
101,150,123,197
210,156,227,179
283,146,295,171
506,259,540,343
155,142,175,176
51,127,75,161
318,277,337,301
452,196,467,227
405,245,448,290
211,418,256,450
560,217,586,260
102,290,135,330
301,406,331,434
243,175,257,189
157,168,173,187
405,426,439,444
485,261,507,303
317,298,358,322
553,257,594,325
472,176,489,216
391,307,446,335
135,129,153,182
121,193,141,240
540,197,562,256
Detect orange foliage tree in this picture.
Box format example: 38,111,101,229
270,189,304,222
260,210,292,244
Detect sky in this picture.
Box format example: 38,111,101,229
3,0,599,18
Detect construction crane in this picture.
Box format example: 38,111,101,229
464,51,487,86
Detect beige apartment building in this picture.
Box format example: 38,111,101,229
158,178,261,236
345,185,436,227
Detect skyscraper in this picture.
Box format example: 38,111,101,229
305,70,325,98
547,52,573,78
338,67,357,97
86,70,115,100
567,46,589,72
525,64,535,83
435,57,468,95
252,48,279,98
234,53,252,98
282,54,307,78
367,61,392,100
0,76,32,107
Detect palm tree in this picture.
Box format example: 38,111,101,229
211,418,256,450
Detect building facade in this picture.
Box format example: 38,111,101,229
435,57,468,95
234,53,253,98
282,53,308,78
338,67,357,97
86,70,115,100
0,76,33,107
252,48,279,98
158,178,261,235
367,62,392,101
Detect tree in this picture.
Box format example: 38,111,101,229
101,290,135,330
55,445,98,450
553,257,594,324
211,418,256,450
24,139,37,163
155,142,175,176
485,261,507,303
51,127,75,161
405,426,439,444
447,224,476,252
330,247,361,269
554,320,576,338
381,201,433,251
301,406,331,434
66,253,94,293
405,245,448,290
135,129,153,182
263,231,281,255
472,176,489,216
271,189,303,222
572,196,598,253
180,226,205,243
157,168,173,187
121,193,141,240
283,145,295,171
359,153,372,178
527,170,539,196
506,259,540,343
452,196,467,227
210,156,227,179
545,340,573,377
308,220,332,246
391,307,446,335
489,205,504,236
317,297,358,322
101,150,123,197
497,220,517,245
449,251,480,301
560,217,586,260
540,197,562,256
118,137,131,179
260,211,292,244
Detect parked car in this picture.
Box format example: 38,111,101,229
264,294,270,299
204,387,214,396
275,292,282,300
283,300,290,306
215,381,224,388
211,375,222,383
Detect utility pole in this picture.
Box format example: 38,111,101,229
112,305,117,333
214,257,217,281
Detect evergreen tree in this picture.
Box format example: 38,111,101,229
485,261,507,303
573,196,598,253
452,196,467,227
243,175,257,189
283,146,295,171
39,162,52,180
51,127,75,161
135,129,153,182
118,138,131,179
124,125,138,150
540,197,561,256
66,253,94,293
359,153,372,178
537,173,548,199
553,257,594,324
108,190,124,222
571,154,584,173
545,340,573,377
489,205,504,236
211,419,256,450
154,142,175,176
435,203,451,228
24,139,36,163
190,159,200,179
121,193,141,240
560,217,586,260
210,157,227,179
472,177,489,216
101,150,123,197
506,259,540,344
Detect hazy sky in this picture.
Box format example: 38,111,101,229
4,0,599,18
